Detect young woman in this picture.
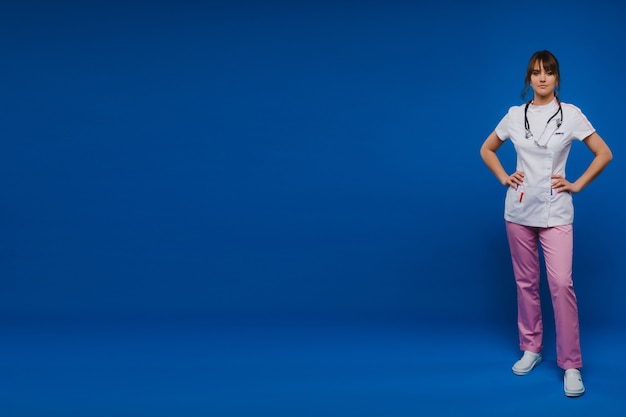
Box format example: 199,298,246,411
480,50,612,397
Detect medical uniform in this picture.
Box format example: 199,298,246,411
494,98,595,370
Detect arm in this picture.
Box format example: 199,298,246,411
480,131,524,188
551,132,613,193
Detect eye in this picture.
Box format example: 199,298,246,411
547,71,554,75
532,70,540,75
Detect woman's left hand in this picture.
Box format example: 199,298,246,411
551,175,581,194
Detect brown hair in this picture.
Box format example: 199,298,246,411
521,50,560,102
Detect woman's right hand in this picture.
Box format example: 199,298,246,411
503,171,524,188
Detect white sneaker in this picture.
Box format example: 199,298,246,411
564,368,585,397
512,351,542,375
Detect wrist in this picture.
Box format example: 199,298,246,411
572,181,583,193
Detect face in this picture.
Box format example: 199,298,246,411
530,60,558,104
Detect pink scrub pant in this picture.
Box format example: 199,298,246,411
505,221,583,370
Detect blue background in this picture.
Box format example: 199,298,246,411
1,0,625,415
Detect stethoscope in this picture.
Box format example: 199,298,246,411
524,99,563,144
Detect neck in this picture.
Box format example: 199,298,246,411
532,94,555,106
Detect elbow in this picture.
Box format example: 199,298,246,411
479,144,489,161
602,148,613,165
594,144,613,165
601,140,613,163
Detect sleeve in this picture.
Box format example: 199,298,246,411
568,104,596,141
494,108,513,141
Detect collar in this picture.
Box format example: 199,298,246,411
528,98,559,114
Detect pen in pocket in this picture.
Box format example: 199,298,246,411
515,184,524,202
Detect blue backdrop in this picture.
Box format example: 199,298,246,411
2,0,625,328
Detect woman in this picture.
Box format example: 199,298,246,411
480,50,612,397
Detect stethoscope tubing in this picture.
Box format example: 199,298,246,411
524,100,563,142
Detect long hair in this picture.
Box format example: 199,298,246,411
521,50,561,102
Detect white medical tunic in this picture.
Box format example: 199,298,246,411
495,99,595,227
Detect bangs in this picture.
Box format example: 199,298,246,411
536,57,558,73
526,50,560,79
